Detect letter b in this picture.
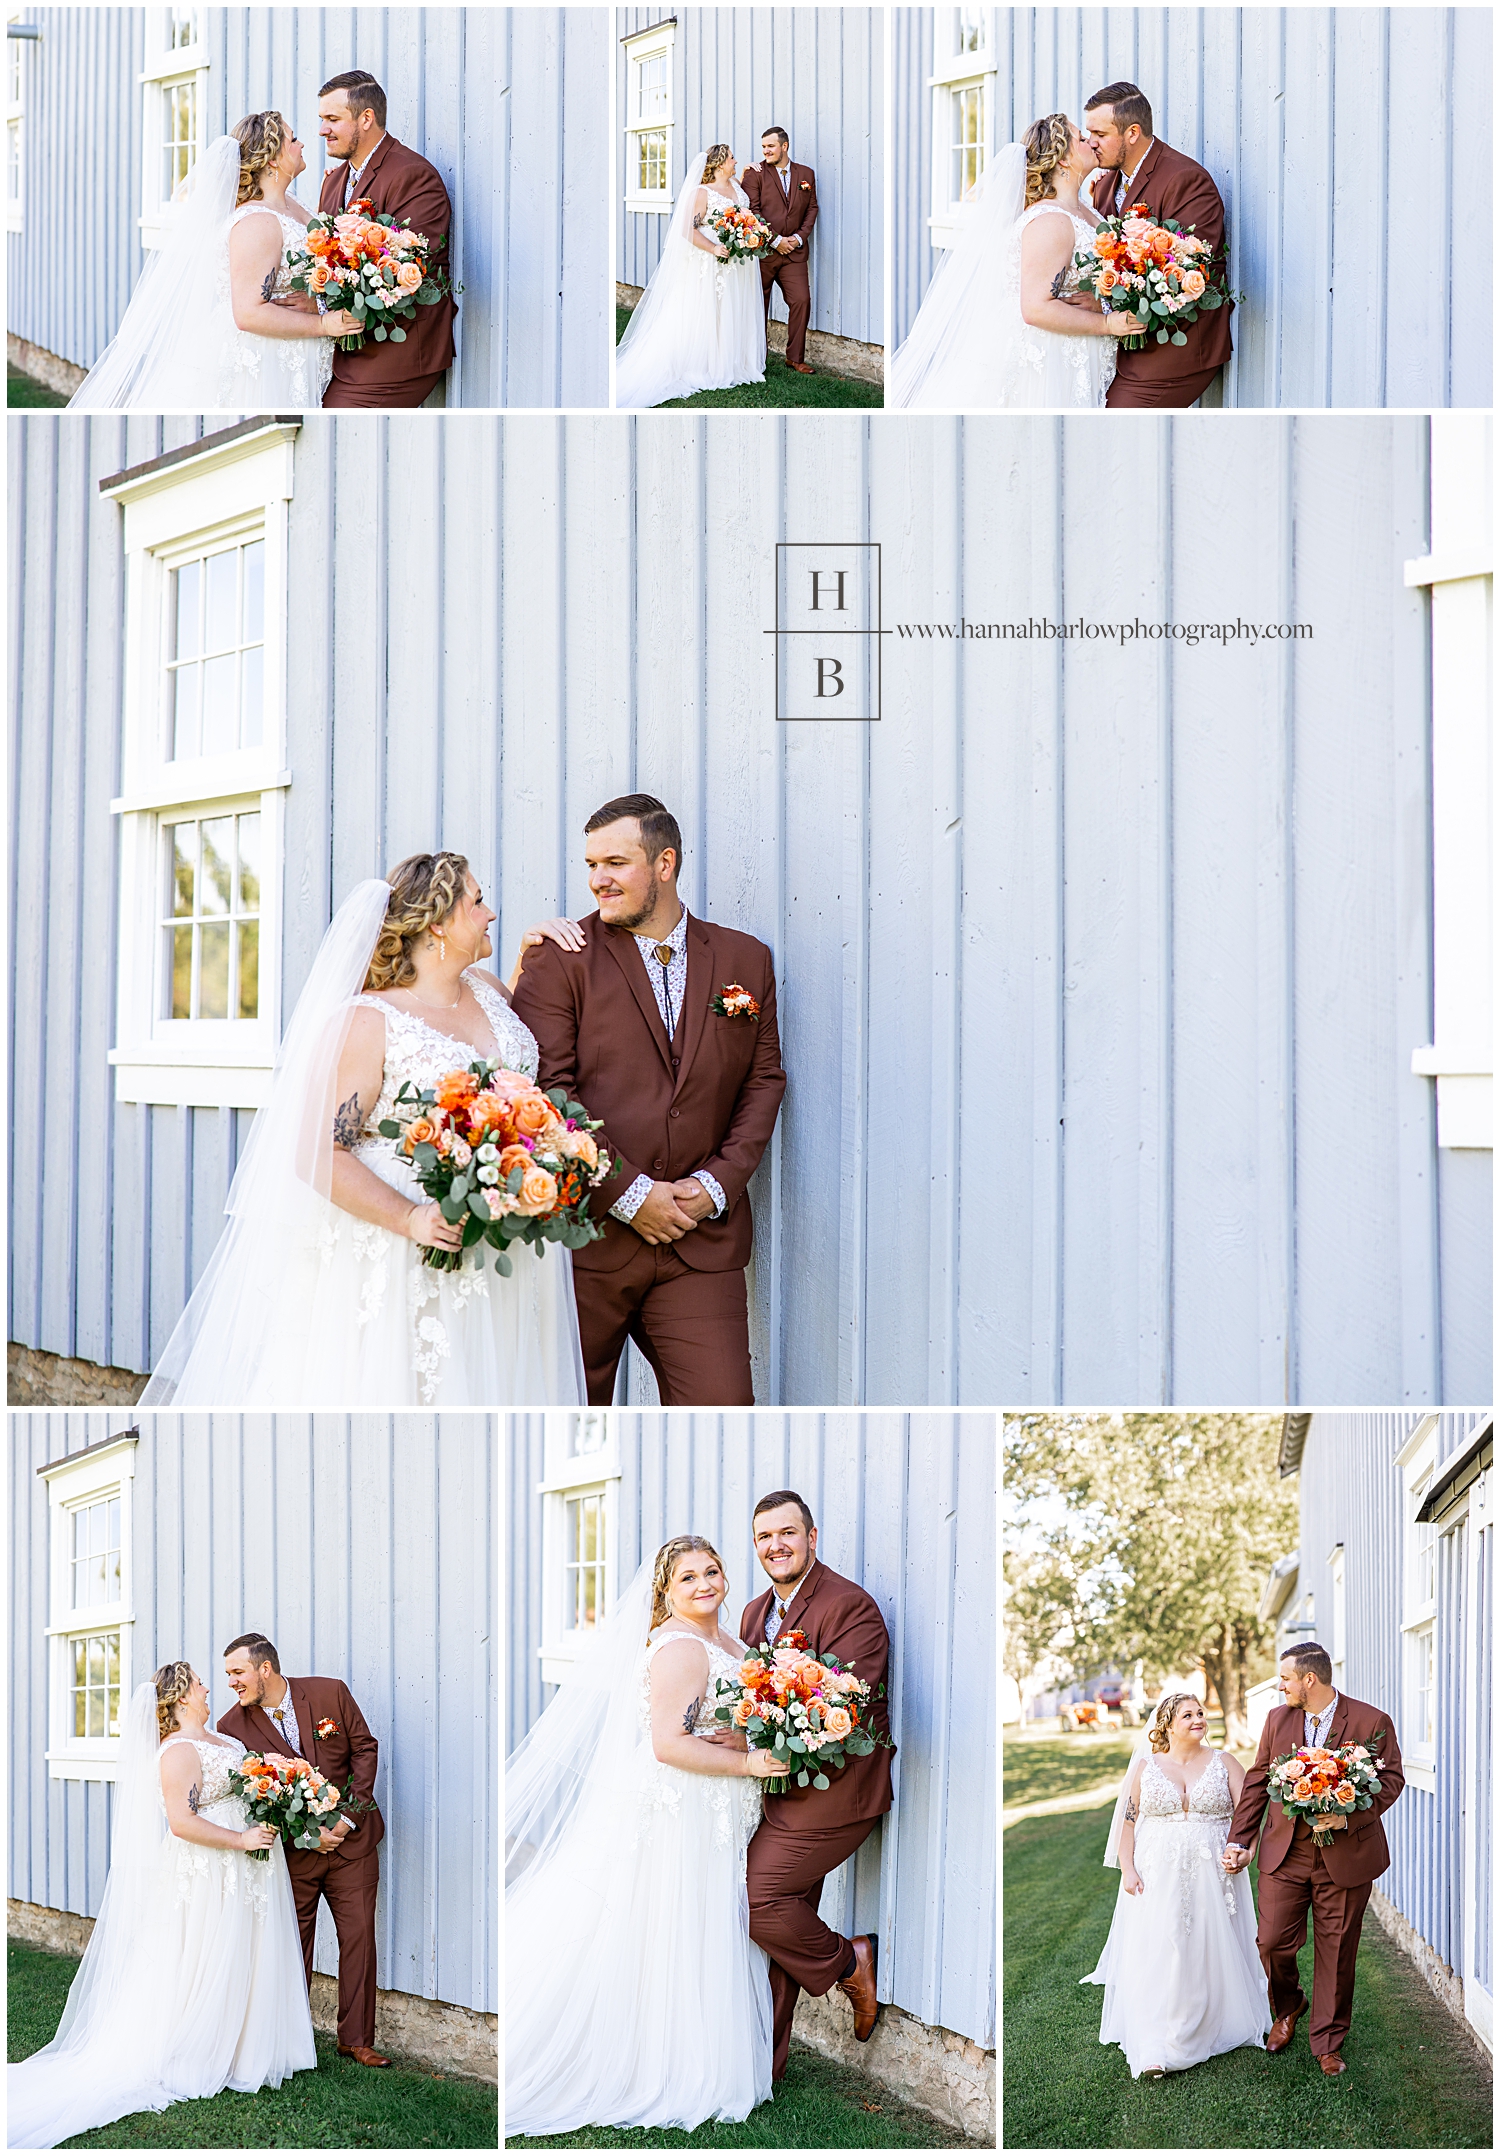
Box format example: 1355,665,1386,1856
815,657,845,697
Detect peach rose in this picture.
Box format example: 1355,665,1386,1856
397,259,424,292
559,1127,599,1169
513,1092,562,1138
1097,267,1118,293
1292,1778,1314,1800
1333,1782,1355,1804
514,1164,559,1216
1180,268,1206,300
731,1696,755,1727
309,263,331,292
498,1142,534,1178
405,1117,438,1149
824,1705,853,1739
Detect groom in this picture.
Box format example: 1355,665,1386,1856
733,1491,893,2081
218,1633,390,2067
741,128,819,374
316,72,458,408
509,793,786,1407
1084,81,1233,408
1223,1642,1405,2075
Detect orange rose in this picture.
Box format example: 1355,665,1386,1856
404,1117,438,1151
435,1070,479,1112
731,1696,755,1726
309,264,331,291
512,1092,561,1138
514,1164,559,1216
561,1128,599,1170
397,259,424,292
1333,1781,1355,1804
1181,268,1206,300
1097,267,1118,293
1292,1778,1314,1800
497,1143,533,1179
824,1705,853,1739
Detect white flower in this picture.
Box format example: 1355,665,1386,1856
477,1143,499,1163
477,1164,500,1186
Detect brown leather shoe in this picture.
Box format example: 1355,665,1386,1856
1265,2000,1307,2053
786,360,816,374
1317,2053,1346,2075
835,1934,879,2040
338,2044,391,2067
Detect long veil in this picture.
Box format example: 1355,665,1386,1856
614,152,713,409
141,878,392,1405
68,136,244,411
1079,1730,1153,1989
886,143,1026,410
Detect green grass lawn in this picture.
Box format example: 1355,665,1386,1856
613,306,882,410
9,1939,498,2149
8,363,69,407
504,2037,987,2150
1003,1800,1493,2149
1002,1726,1257,1814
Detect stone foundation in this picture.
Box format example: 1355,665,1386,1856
616,284,884,384
8,334,87,397
8,1342,148,1406
1368,1888,1493,2062
792,1988,995,2140
8,1899,497,2083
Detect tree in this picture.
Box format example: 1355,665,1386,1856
1004,1414,1298,1744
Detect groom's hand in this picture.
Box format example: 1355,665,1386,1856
671,1178,717,1224
630,1181,701,1243
1222,1843,1250,1873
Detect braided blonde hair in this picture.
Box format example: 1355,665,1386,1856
1023,113,1073,208
648,1535,727,1638
232,111,288,206
155,1661,195,1742
703,144,733,181
364,852,472,991
1148,1691,1203,1754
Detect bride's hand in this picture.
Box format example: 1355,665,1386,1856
514,918,585,971
1103,310,1142,337
240,1824,277,1851
744,1751,785,1779
405,1199,463,1252
325,309,361,337
1121,1864,1144,1896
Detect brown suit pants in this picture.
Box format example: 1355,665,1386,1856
1105,363,1223,409
288,1847,381,2049
575,1240,753,1406
1256,1825,1373,2056
760,251,812,366
322,368,447,409
747,1812,881,2080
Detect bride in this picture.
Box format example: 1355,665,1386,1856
9,1665,315,2148
1082,1692,1271,2077
506,1536,781,2133
887,114,1133,410
68,115,357,412
615,148,767,408
142,852,588,1408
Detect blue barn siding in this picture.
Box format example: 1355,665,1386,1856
8,1413,496,2015
8,411,1490,1407
891,6,1488,408
503,1412,997,2049
5,7,607,409
616,8,883,349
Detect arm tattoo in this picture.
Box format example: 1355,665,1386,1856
332,1091,364,1149
681,1696,702,1734
1123,1797,1138,1823
260,269,277,302
187,1781,200,1815
692,212,707,230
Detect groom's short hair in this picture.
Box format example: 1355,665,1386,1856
762,126,789,145
753,1489,815,1533
320,71,387,130
1280,1641,1333,1685
586,793,682,872
1084,81,1153,137
224,1632,281,1673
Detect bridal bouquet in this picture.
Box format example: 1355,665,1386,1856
1267,1736,1388,1845
285,199,453,352
711,1628,890,1795
377,1060,612,1275
705,201,772,263
227,1753,357,1862
1072,208,1234,351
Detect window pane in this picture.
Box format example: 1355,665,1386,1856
92,1552,107,1601
172,662,201,761
109,1496,121,1553
174,560,201,660
199,921,230,1019
171,923,194,1019
88,1499,103,1553
73,1509,86,1559
566,1497,579,1566
581,1494,598,1563
580,1568,597,1629
164,78,196,197
107,1686,121,1738
201,651,237,756
200,817,232,913
237,920,259,1019
107,1634,120,1688
74,1681,87,1738
171,823,196,917
170,8,198,49
72,1555,85,1609
205,547,237,653
238,813,261,912
87,1684,103,1737
240,645,263,749
88,1636,105,1687
242,538,265,642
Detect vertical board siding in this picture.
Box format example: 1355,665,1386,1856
5,7,607,409
503,1412,997,2049
9,411,1491,1406
617,8,883,348
8,1414,497,2015
891,7,1487,407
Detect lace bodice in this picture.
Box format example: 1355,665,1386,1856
158,1732,248,1819
1138,1751,1233,1822
215,201,333,411
353,969,540,1145
638,1628,748,1736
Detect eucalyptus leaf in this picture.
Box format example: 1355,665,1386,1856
813,1773,830,1790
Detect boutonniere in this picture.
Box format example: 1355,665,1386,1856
316,1718,339,1740
800,180,811,191
711,983,761,1021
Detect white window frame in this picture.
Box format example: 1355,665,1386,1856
1396,1415,1441,1793
105,421,298,1110
1406,414,1493,1149
1458,1456,1493,2045
928,6,996,251
41,1436,139,1782
6,14,26,235
623,20,676,216
538,1412,620,1685
139,6,210,250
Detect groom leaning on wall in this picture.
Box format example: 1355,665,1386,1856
217,1634,390,2067
742,127,819,374
1085,81,1233,408
316,71,458,408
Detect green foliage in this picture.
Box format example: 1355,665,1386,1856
613,313,882,409
8,366,69,409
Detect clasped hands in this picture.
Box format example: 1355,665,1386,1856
630,1177,716,1245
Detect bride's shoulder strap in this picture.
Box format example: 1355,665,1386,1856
645,1628,709,1662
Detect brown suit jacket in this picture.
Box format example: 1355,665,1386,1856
319,133,458,392
1089,136,1233,384
740,1559,894,1826
1227,1693,1404,1887
742,160,818,252
509,910,786,1276
218,1675,384,1868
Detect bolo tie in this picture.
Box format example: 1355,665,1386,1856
652,943,678,1040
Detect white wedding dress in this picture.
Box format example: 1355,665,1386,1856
142,883,585,1408
68,137,334,411
506,1583,774,2134
616,158,766,408
888,145,1115,410
1082,1751,1271,2077
9,1708,314,2149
